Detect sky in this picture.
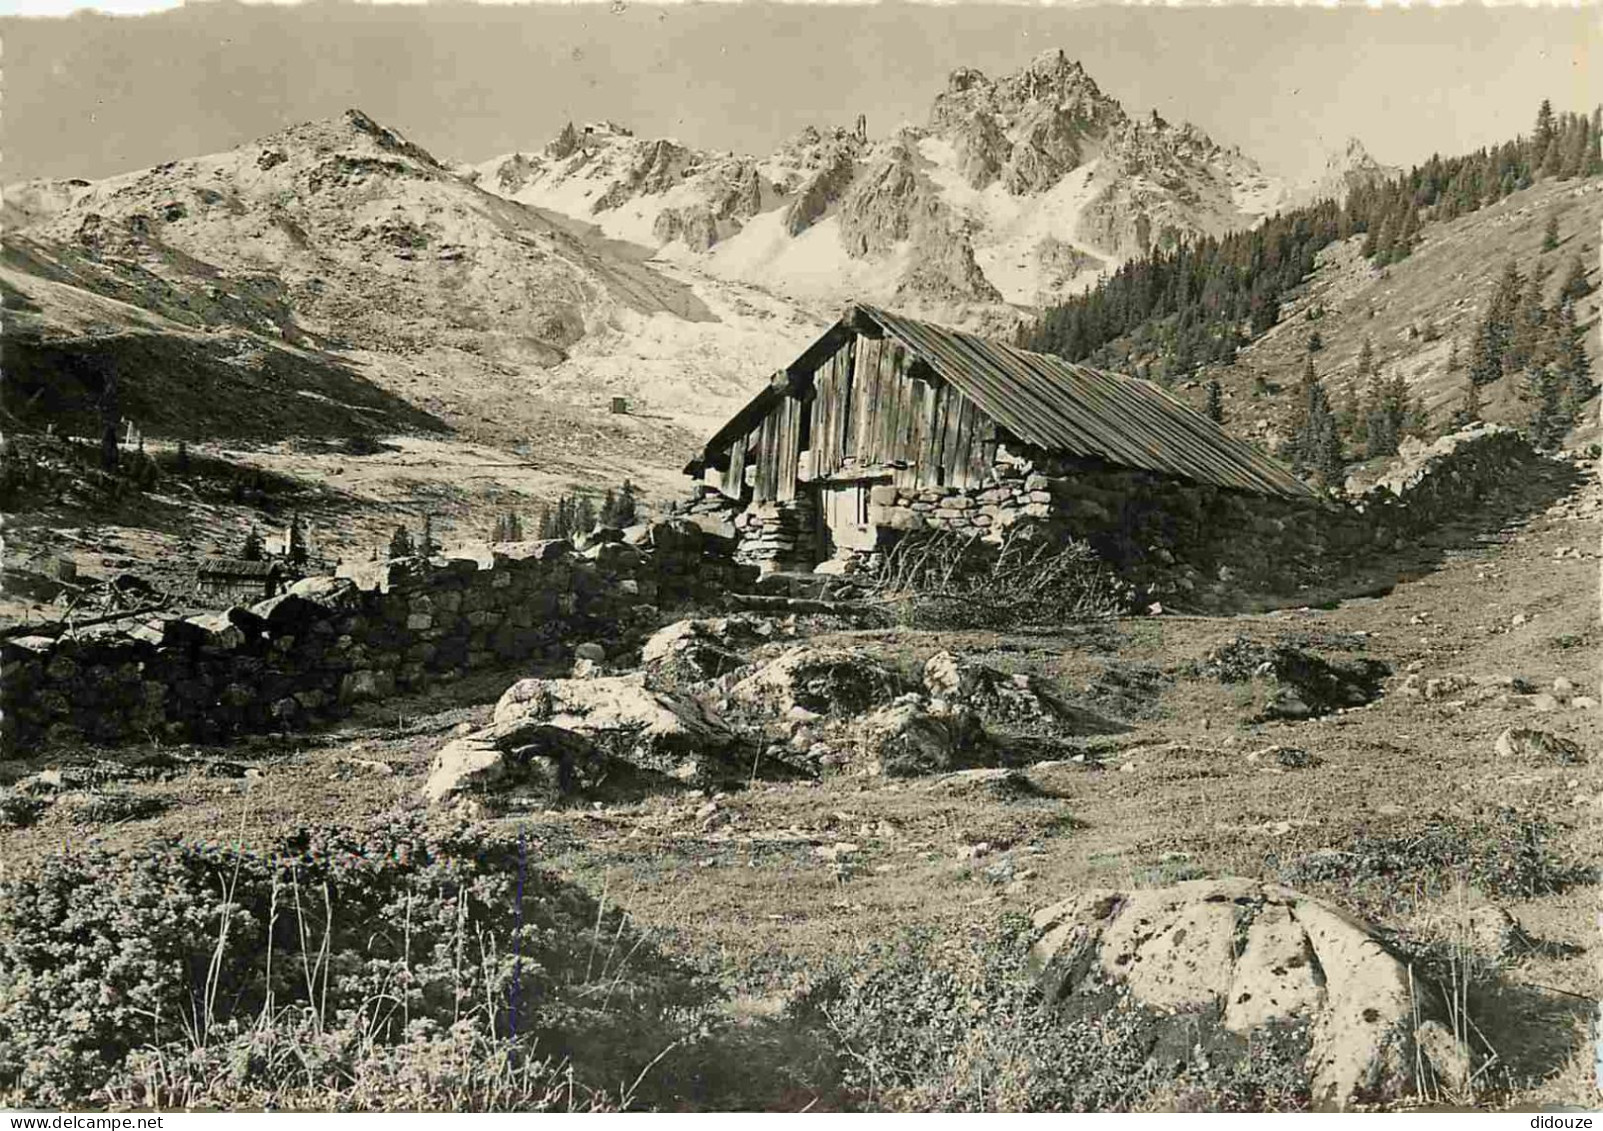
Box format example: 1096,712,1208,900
2,1,1600,187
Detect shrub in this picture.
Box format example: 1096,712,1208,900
1280,810,1596,913
0,814,710,1108
868,528,1125,630
797,915,1310,1111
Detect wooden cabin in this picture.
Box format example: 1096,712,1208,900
684,304,1315,573
195,558,287,605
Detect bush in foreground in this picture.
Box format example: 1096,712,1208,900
0,815,710,1109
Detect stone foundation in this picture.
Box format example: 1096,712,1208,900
732,496,819,574
691,424,1547,605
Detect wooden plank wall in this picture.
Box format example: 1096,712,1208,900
747,331,997,503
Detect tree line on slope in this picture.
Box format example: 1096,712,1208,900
1017,100,1602,386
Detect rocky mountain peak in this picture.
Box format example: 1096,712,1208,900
1295,135,1400,206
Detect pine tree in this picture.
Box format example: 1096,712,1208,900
99,368,120,473
176,439,190,474
1535,99,1556,153
506,511,523,541
1541,212,1560,252
1559,255,1592,302
1307,330,1323,353
389,525,415,560
599,488,618,527
1524,364,1565,450
574,494,598,537
242,526,265,561
1205,380,1225,424
1509,272,1548,371
1540,138,1563,178
1393,205,1420,262
616,479,638,526
1447,339,1461,373
1549,300,1594,410
1449,377,1483,431
420,514,438,557
287,512,308,568
1364,365,1410,459
1339,381,1368,448
1356,337,1376,382
1287,355,1345,488
537,503,553,539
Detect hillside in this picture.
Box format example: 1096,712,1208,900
469,51,1293,318
1182,175,1603,458
0,110,830,454
0,109,835,578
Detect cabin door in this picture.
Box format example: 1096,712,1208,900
815,480,881,558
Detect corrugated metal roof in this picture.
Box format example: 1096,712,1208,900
857,305,1316,500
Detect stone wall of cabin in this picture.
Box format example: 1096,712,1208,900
736,424,1544,601
0,521,753,754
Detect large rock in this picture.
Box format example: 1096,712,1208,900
849,697,991,777
923,650,1081,733
639,614,777,690
1493,727,1586,764
424,716,619,804
423,734,506,803
728,646,909,717
1029,878,1467,1110
1201,637,1390,721
286,575,363,608
493,673,741,782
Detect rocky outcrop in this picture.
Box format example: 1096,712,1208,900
492,673,743,782
1029,879,1471,1109
546,121,582,161
592,139,691,213
837,136,942,259
728,646,911,719
639,614,784,691
1493,727,1586,764
848,697,990,777
950,110,1012,190
896,223,1003,305
923,651,1080,733
1003,104,1091,195
782,140,860,236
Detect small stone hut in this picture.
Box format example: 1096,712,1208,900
683,303,1318,574
195,558,287,605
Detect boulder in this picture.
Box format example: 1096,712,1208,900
1029,878,1468,1110
336,555,430,593
922,651,1080,733
728,645,909,718
425,717,617,804
493,673,741,782
249,592,323,629
423,734,506,803
286,575,362,608
1493,727,1586,764
338,668,395,704
850,698,990,777
574,642,607,663
639,614,775,690
1201,637,1389,721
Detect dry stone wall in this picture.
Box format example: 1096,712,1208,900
1,522,753,754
